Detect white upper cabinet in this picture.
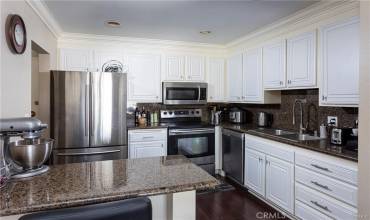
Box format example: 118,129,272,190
93,49,124,72
320,17,360,106
207,57,225,102
163,54,185,81
227,53,243,102
243,48,263,102
126,53,162,102
163,54,205,81
263,40,286,89
186,55,206,81
59,48,93,71
287,31,317,88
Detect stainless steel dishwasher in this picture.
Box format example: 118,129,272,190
222,128,245,185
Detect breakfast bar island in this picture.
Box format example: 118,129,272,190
0,155,219,220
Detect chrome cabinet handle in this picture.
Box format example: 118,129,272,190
310,181,331,191
311,164,331,172
310,200,331,213
142,136,154,139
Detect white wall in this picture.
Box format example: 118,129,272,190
358,2,370,219
0,0,57,118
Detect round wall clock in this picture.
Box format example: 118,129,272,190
6,14,27,54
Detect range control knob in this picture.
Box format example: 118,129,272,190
169,111,173,115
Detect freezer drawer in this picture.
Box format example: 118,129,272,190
51,146,128,165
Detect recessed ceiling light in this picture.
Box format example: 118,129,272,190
200,31,212,35
106,20,121,28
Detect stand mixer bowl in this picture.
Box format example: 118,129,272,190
8,138,54,170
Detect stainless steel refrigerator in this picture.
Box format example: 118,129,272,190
50,71,127,164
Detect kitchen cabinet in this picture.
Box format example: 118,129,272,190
59,48,93,71
244,134,295,214
227,53,243,102
163,54,205,81
242,48,281,104
207,57,225,102
244,148,265,197
287,31,316,88
265,155,294,213
320,17,360,106
130,141,166,159
93,49,124,72
263,40,286,89
126,53,162,102
128,128,167,159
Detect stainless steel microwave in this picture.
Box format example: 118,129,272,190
162,82,207,105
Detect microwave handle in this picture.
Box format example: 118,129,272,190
198,86,201,102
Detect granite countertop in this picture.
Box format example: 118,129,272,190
127,123,169,130
0,155,219,217
221,123,358,162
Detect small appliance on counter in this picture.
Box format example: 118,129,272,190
257,112,273,127
331,127,356,146
0,117,53,188
229,108,247,124
210,106,222,125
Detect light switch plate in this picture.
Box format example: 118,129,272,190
327,116,338,127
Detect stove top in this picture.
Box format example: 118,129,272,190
159,108,213,129
160,121,214,129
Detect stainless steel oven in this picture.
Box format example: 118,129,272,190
168,128,215,175
162,82,207,105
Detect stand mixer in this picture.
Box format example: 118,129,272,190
0,117,54,188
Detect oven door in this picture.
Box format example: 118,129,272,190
168,128,215,158
163,82,207,105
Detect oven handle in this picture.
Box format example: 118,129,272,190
169,128,215,136
197,86,201,102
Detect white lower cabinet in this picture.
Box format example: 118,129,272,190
244,134,358,219
128,128,167,159
244,148,265,197
244,135,294,214
265,155,294,213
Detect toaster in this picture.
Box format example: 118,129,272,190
331,128,352,145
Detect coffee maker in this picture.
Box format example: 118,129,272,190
0,117,54,188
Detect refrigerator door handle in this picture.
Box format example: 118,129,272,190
57,149,121,156
85,84,89,137
90,75,94,137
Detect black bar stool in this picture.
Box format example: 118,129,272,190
20,197,152,220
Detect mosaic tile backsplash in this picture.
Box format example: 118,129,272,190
134,89,358,133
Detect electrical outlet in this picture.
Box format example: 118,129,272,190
327,116,338,127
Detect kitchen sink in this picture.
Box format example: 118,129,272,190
250,128,325,142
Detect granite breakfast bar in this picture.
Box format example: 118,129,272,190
0,155,219,220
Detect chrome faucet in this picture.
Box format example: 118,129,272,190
293,99,307,135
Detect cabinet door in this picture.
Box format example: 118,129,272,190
163,54,185,81
243,48,263,103
263,40,286,89
186,55,205,81
130,141,166,159
93,50,124,72
207,58,225,102
321,17,360,106
126,53,161,102
287,31,316,88
265,155,294,213
59,48,92,71
227,54,243,102
245,148,265,197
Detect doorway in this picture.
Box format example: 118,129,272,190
31,41,50,138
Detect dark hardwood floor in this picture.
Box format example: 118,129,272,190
196,179,285,220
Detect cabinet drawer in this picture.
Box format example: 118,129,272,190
129,129,167,142
295,200,332,220
295,153,357,185
296,183,357,220
245,134,294,163
296,166,357,207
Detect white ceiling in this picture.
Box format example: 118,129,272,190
43,0,317,44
